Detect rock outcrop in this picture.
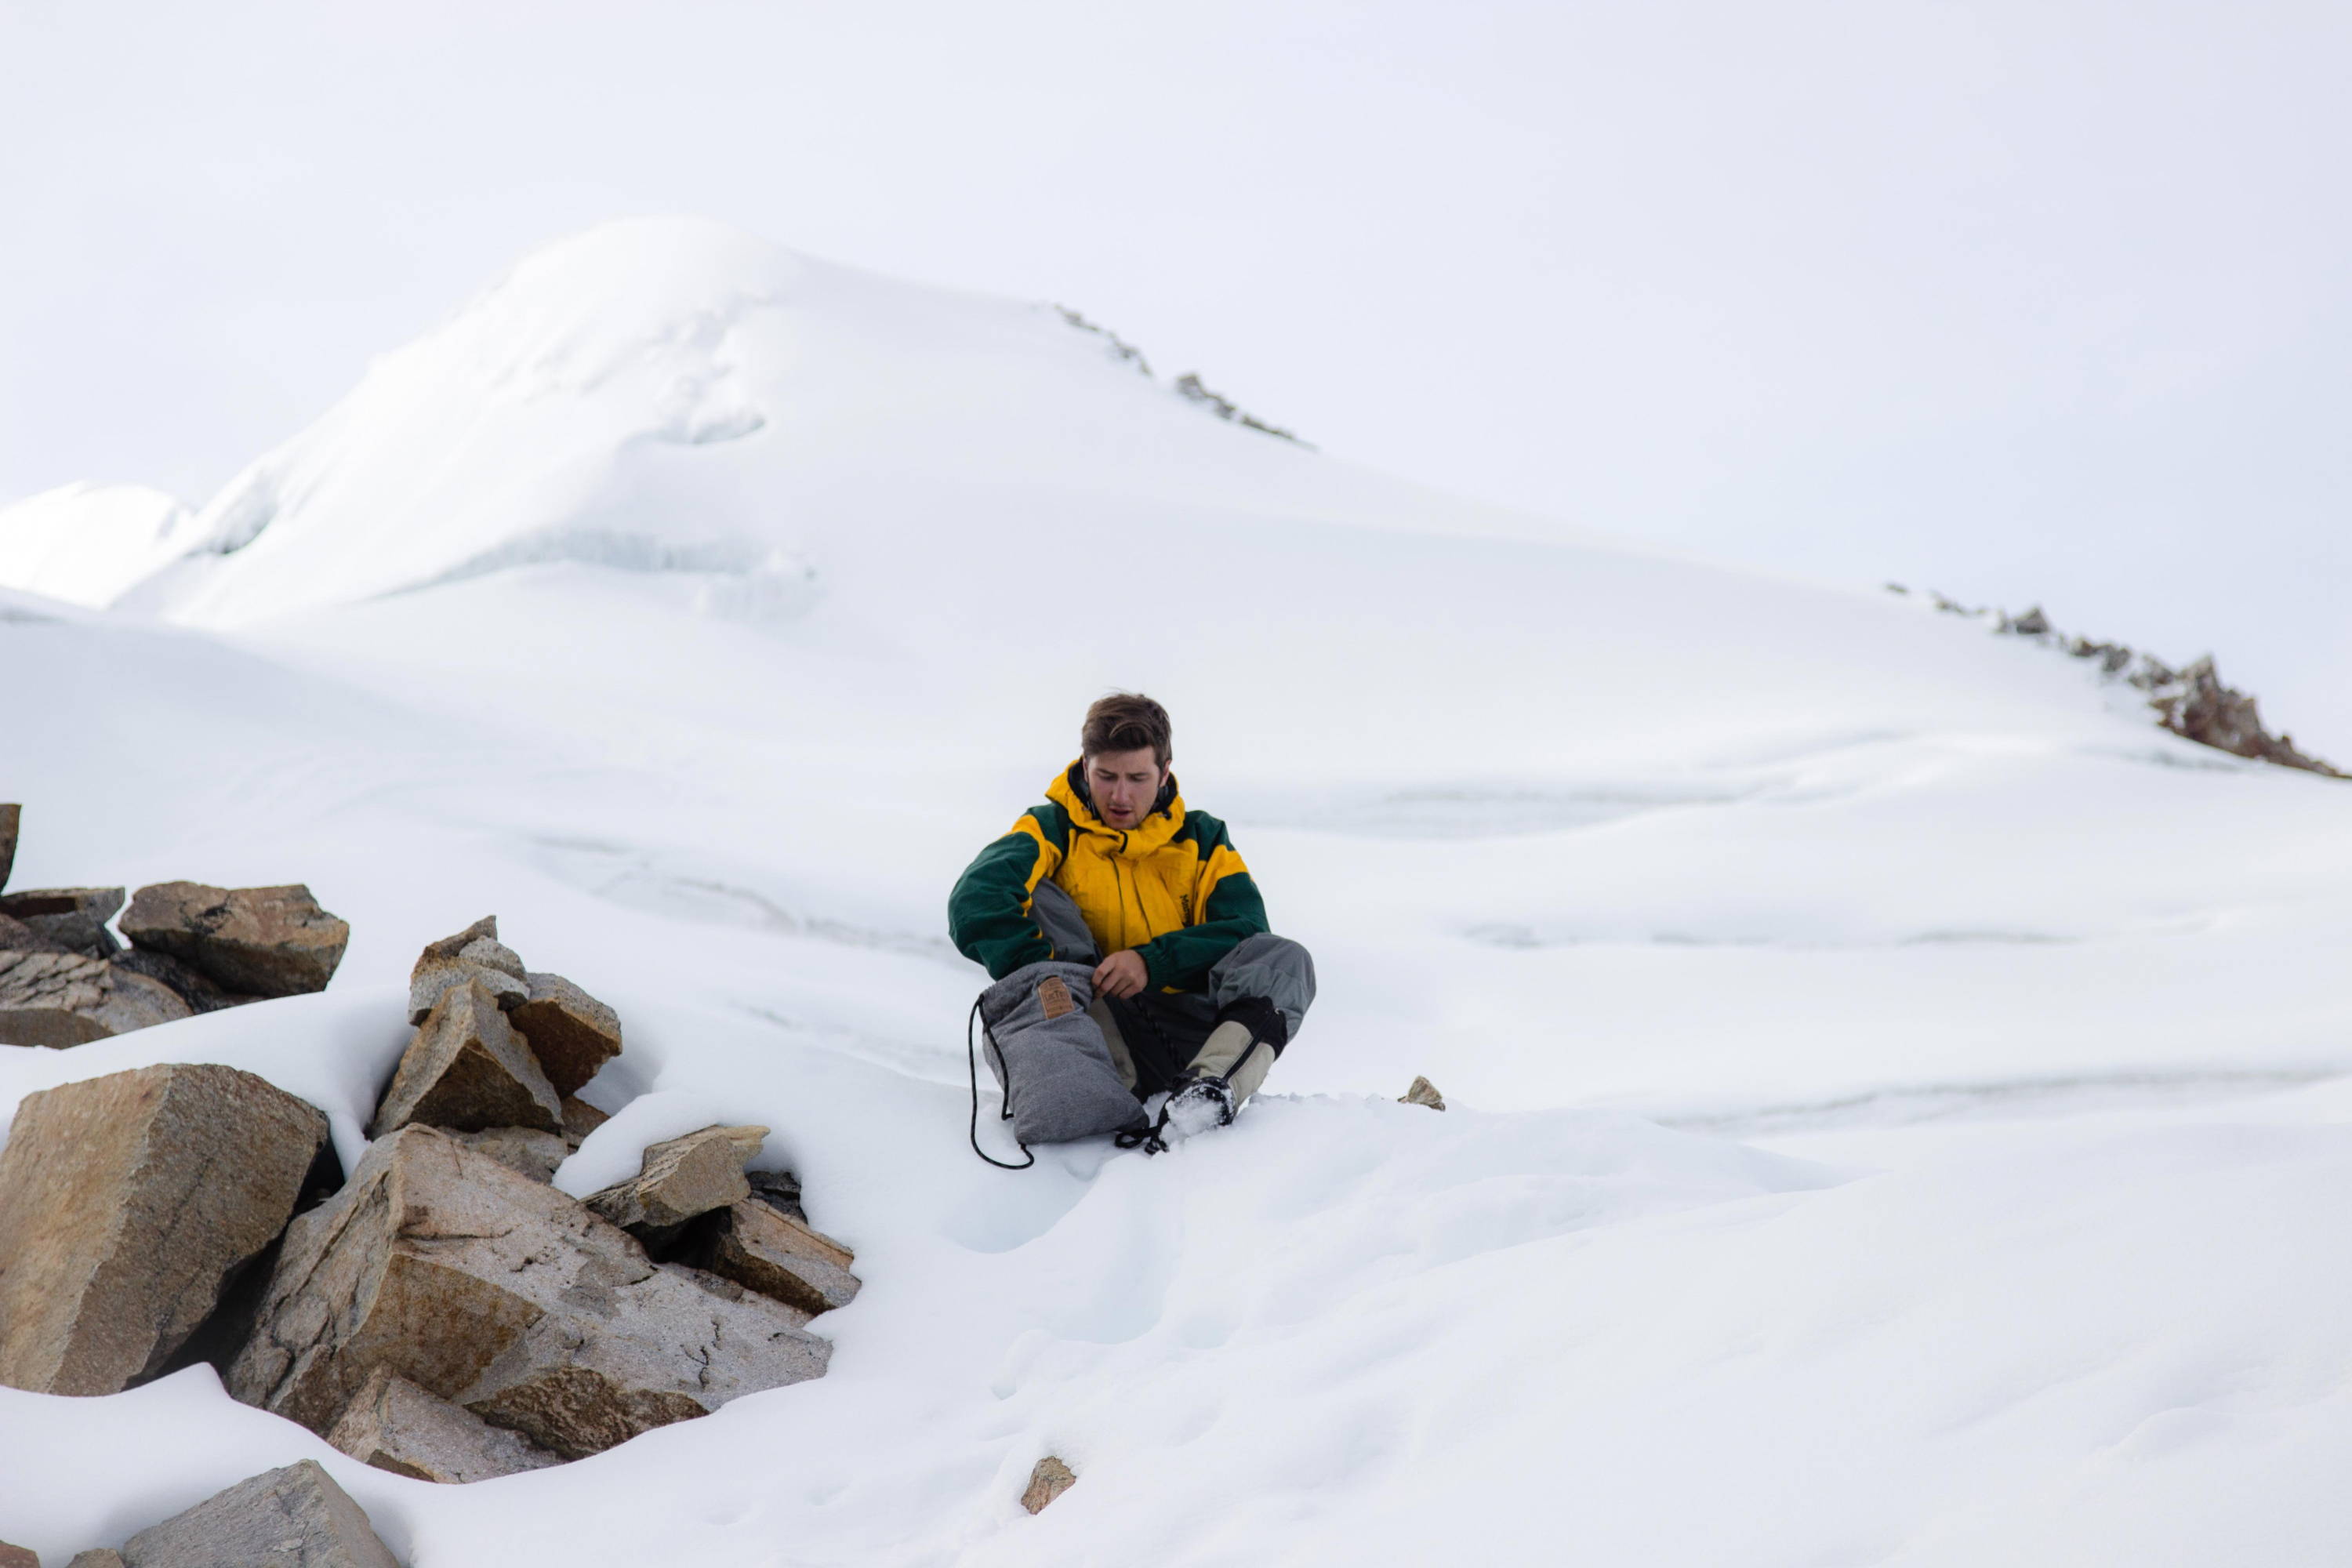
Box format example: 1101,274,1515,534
0,813,347,1044
0,1539,38,1568
406,916,527,1024
0,950,191,1047
509,971,622,1096
0,1064,329,1396
119,882,350,997
113,1461,398,1568
227,1126,829,1461
0,911,846,1488
0,887,125,957
1893,588,2347,778
326,1367,562,1483
586,1124,768,1243
371,980,562,1136
0,802,17,891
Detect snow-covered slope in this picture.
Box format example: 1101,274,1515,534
5,219,2352,1564
0,483,198,608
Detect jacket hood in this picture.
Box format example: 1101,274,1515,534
1050,758,1185,856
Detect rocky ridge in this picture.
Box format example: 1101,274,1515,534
1889,588,2346,778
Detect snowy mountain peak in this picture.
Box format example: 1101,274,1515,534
21,216,1368,630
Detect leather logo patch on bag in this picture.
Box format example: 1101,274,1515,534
1036,976,1077,1019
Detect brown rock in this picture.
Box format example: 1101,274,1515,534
67,1554,125,1568
559,1094,611,1150
510,971,622,1097
327,1366,562,1483
0,950,194,1046
746,1167,808,1223
117,1460,397,1568
0,1539,38,1568
107,946,249,1014
585,1124,768,1242
0,802,16,893
459,1258,820,1460
1399,1076,1446,1110
446,1126,568,1182
227,1126,828,1460
0,1063,329,1396
371,979,561,1136
0,886,125,957
119,882,349,997
1022,1456,1077,1514
0,910,68,953
693,1199,860,1317
406,916,527,1025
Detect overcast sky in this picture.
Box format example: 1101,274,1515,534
5,0,2347,748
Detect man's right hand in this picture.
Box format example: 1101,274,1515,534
1093,949,1149,1000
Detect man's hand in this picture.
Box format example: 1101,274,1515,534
1093,949,1149,1000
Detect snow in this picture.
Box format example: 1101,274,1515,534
5,216,2352,1563
0,483,196,608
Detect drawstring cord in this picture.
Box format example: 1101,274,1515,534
967,996,1035,1170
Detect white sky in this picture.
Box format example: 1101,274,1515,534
5,0,2348,749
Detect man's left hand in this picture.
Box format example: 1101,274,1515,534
1093,949,1148,1000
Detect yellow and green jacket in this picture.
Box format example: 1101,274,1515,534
949,760,1269,989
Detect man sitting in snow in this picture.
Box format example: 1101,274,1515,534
949,692,1315,1145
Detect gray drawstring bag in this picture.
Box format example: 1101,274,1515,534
968,960,1147,1167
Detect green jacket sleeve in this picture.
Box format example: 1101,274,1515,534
948,822,1058,980
1135,818,1269,991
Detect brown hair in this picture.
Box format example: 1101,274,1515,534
1081,692,1172,768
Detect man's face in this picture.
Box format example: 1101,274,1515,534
1087,747,1167,829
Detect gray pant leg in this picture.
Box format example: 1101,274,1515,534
1188,935,1316,1104
1207,935,1316,1039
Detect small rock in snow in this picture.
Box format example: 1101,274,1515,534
1022,1456,1077,1514
1399,1076,1446,1110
